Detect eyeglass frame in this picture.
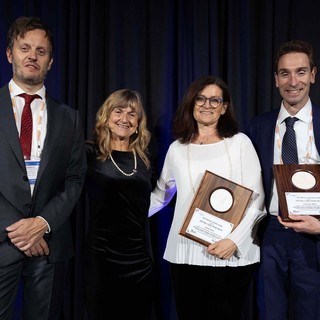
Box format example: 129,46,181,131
195,95,224,108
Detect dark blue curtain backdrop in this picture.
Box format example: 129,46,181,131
2,0,320,319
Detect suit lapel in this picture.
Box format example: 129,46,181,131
264,111,278,168
312,105,320,151
35,96,64,184
263,110,279,207
0,85,25,169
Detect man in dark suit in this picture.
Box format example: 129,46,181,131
247,40,320,320
0,16,86,319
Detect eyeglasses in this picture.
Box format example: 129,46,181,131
195,95,223,108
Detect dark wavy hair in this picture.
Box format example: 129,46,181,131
274,40,314,73
172,75,238,143
7,16,54,59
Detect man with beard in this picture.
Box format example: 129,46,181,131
0,16,86,319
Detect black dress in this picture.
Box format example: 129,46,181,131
84,143,154,320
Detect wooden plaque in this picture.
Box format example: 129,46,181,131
273,164,320,221
179,170,253,246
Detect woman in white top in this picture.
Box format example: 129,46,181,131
149,75,266,320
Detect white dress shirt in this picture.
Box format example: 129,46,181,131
270,99,320,215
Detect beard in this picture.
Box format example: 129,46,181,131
12,60,49,86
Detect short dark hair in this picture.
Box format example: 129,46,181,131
7,16,54,58
173,75,238,143
275,40,314,73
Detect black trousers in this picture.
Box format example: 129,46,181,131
170,262,257,320
0,255,67,320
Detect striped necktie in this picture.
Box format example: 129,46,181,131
19,93,39,160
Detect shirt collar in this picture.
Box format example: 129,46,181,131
9,79,46,100
279,98,312,125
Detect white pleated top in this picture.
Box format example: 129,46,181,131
149,133,266,267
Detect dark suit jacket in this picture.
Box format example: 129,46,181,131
246,104,320,213
0,84,86,265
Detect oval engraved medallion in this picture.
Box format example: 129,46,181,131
291,170,316,190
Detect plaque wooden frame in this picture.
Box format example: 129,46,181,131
179,170,254,246
273,164,320,221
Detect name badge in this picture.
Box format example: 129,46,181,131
25,160,40,186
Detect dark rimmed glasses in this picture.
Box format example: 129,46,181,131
195,95,223,108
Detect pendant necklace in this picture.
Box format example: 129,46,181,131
109,149,137,176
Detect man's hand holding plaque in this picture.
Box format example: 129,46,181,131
273,164,320,222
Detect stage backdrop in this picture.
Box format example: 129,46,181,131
1,0,320,319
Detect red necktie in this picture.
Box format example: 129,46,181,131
19,93,39,160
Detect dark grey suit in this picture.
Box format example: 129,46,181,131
0,84,86,319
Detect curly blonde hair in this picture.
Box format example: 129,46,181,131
94,89,151,168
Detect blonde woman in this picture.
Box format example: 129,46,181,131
85,89,154,319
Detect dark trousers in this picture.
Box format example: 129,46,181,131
257,216,320,320
0,255,67,320
170,262,257,320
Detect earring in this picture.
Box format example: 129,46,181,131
135,129,138,134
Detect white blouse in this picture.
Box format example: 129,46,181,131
149,132,266,267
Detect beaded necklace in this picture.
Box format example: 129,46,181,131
109,149,137,176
